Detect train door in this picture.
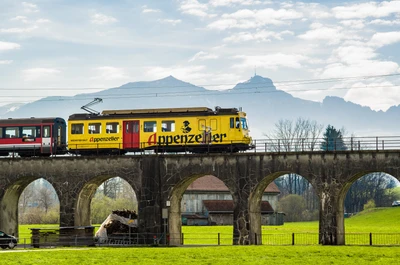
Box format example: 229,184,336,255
123,120,140,149
41,125,52,154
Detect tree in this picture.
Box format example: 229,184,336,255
19,182,37,223
266,117,324,152
345,172,397,212
265,118,323,221
37,185,58,213
277,194,307,222
91,193,137,224
320,125,347,151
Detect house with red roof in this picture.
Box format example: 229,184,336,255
181,175,281,225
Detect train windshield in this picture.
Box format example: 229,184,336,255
240,117,248,130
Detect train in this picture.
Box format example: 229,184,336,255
0,106,253,156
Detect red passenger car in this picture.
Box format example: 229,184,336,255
0,117,67,157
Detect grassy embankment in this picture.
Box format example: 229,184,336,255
3,207,400,265
17,207,400,245
2,245,400,265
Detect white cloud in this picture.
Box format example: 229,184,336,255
344,81,400,111
179,0,211,18
22,68,61,81
208,8,303,30
22,2,39,13
10,16,28,23
339,20,365,29
0,26,38,33
295,2,332,19
329,45,377,64
319,60,399,79
298,23,361,45
369,31,400,48
369,19,400,26
36,19,51,23
188,51,218,62
0,60,13,64
90,13,118,25
92,66,128,81
158,19,182,26
233,53,309,70
210,0,265,7
142,5,161,13
333,1,400,19
223,30,293,42
0,41,21,51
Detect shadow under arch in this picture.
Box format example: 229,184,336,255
168,174,235,245
75,175,138,227
0,176,59,237
337,170,400,245
248,171,319,245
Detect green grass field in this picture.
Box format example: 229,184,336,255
1,245,400,264
17,207,400,245
6,207,400,264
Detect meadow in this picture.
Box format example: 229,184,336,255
4,207,400,264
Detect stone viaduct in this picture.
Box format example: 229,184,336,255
0,150,399,245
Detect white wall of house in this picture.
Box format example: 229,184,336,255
181,191,279,214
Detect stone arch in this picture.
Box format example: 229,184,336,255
337,170,400,244
249,171,319,245
0,176,59,237
168,174,235,245
75,175,138,227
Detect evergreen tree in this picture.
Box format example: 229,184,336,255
320,125,347,151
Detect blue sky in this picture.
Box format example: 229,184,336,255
1,0,400,111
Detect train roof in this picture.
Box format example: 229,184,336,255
69,106,245,120
0,117,65,125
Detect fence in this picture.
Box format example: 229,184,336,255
252,136,400,153
5,232,400,249
6,135,400,158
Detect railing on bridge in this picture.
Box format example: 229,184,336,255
252,136,400,153
5,136,400,158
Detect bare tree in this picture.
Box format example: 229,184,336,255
265,117,324,152
100,178,123,199
266,118,324,220
345,172,397,213
37,185,57,213
19,182,38,223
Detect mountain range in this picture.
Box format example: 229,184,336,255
2,75,400,139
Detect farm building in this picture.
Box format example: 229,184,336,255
181,175,281,225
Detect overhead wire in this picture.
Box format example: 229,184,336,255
0,72,399,91
0,73,399,104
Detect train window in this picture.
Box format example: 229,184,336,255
230,118,234,128
43,126,51,138
0,128,2,138
240,117,248,130
161,120,175,132
144,121,157,133
210,119,217,131
106,122,119,134
133,122,139,133
198,119,206,131
71,124,84,134
88,123,101,134
235,117,240,129
22,127,36,138
5,127,19,138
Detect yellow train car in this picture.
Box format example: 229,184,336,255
68,107,253,154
